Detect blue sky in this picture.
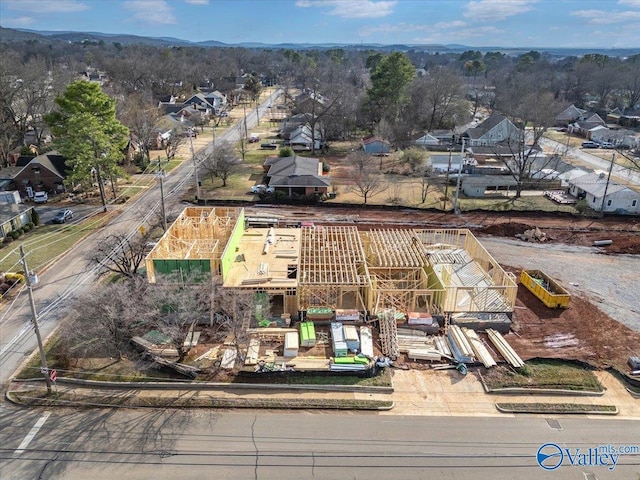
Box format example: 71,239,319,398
1,0,640,48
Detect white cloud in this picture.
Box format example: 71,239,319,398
123,0,176,25
571,9,640,25
360,23,428,36
295,0,396,19
3,16,36,27
463,0,538,21
2,0,89,13
184,0,209,4
434,20,467,29
618,0,640,7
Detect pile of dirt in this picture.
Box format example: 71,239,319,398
478,222,534,237
506,275,640,372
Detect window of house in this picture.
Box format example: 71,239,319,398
632,199,637,207
31,166,40,174
607,199,612,207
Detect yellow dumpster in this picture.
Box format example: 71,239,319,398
520,269,571,309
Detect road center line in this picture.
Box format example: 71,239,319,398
14,411,51,456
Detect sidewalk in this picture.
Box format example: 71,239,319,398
7,369,639,418
385,369,640,418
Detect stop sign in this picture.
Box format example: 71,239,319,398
49,370,57,382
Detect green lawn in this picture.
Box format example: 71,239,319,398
0,219,104,272
483,359,604,392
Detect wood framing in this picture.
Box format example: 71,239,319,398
298,226,370,311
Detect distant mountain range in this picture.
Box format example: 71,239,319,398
2,26,639,58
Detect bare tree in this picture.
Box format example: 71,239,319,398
201,140,238,187
211,287,260,362
162,128,186,161
89,229,157,278
118,91,162,170
494,77,564,198
349,170,386,205
60,276,151,360
419,164,434,204
348,151,376,176
147,275,213,362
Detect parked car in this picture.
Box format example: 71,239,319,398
52,209,73,224
581,141,600,149
600,142,614,149
248,135,261,143
260,142,278,150
250,184,275,194
33,191,48,203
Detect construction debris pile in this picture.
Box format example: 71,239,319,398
515,226,548,243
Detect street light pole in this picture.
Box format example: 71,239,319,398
19,245,52,394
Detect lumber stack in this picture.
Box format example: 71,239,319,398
461,328,496,368
487,329,525,368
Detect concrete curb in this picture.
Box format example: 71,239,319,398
625,386,640,398
6,388,395,411
12,377,394,394
495,403,619,415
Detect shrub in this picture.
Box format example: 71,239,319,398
3,235,13,244
31,209,40,226
9,230,21,240
22,224,31,232
322,162,330,173
279,147,294,157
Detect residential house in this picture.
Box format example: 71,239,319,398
294,90,327,114
568,172,640,213
0,204,34,240
362,136,390,155
204,91,227,111
413,133,444,148
157,95,176,108
568,113,606,137
555,104,587,127
590,127,639,148
429,154,467,173
263,155,331,198
287,124,325,151
13,151,68,197
461,114,521,147
183,93,216,115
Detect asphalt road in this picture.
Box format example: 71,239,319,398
0,91,282,389
541,137,640,186
0,406,638,479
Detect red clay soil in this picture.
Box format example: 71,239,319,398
504,272,640,371
475,219,640,254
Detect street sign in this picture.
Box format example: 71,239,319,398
49,370,57,382
40,367,48,375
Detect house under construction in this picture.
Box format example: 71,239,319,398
146,207,517,326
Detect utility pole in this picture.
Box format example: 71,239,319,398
157,157,167,232
19,245,52,394
600,153,615,213
443,147,453,210
454,138,466,215
189,134,200,201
